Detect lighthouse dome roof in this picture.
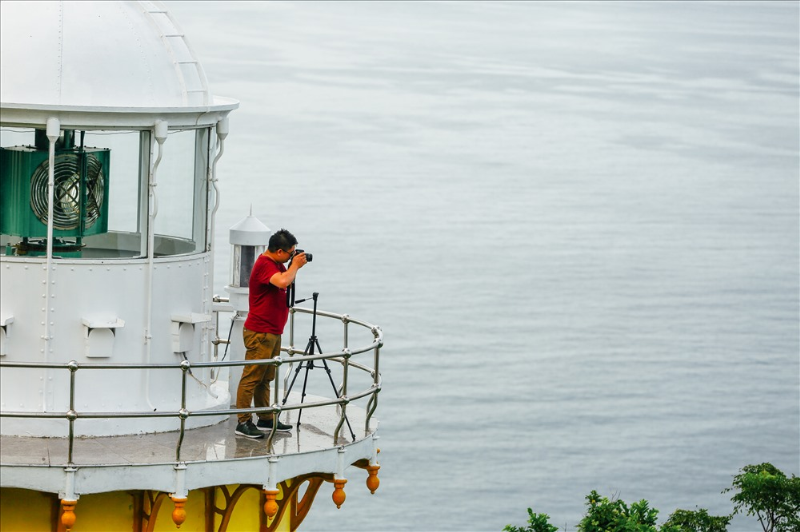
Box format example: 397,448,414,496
0,0,217,110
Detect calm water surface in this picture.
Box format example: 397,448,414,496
168,2,798,531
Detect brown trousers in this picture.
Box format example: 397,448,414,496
236,328,281,424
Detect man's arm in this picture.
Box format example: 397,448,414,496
269,253,308,289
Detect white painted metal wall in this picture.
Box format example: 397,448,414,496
0,252,230,436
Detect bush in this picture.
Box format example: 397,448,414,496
577,490,660,532
662,508,731,532
724,463,800,532
503,508,558,532
504,463,798,532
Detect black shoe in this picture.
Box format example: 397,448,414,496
235,421,266,439
257,418,293,433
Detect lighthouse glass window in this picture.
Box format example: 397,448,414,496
0,127,143,258
152,128,209,256
81,130,145,258
0,126,209,258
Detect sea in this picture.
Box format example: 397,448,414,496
167,2,798,531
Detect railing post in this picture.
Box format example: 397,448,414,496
289,308,295,348
342,315,349,353
176,360,190,462
266,358,281,452
334,348,350,442
283,308,296,393
214,310,219,358
365,327,382,432
67,360,79,465
372,327,381,379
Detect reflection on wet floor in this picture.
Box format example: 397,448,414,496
0,395,372,467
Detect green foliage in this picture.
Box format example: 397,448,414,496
662,508,731,532
578,490,660,532
503,463,799,532
504,508,559,532
723,463,800,532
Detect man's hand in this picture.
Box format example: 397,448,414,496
291,252,308,269
270,252,308,288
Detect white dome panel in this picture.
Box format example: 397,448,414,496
0,0,211,109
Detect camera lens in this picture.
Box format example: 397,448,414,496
306,253,313,262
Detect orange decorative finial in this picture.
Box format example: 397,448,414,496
366,464,381,494
263,488,279,519
171,496,187,528
61,500,77,532
332,479,347,509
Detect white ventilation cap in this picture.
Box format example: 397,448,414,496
229,215,271,246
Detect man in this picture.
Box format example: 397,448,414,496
235,228,308,439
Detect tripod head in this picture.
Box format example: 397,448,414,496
293,292,318,305
295,292,319,339
288,290,320,342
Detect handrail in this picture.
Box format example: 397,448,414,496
0,305,383,467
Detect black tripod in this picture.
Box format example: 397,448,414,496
282,290,355,441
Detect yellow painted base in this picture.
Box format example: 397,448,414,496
0,485,291,532
0,489,55,531
1,464,378,531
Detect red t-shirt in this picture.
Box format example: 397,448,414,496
243,254,289,334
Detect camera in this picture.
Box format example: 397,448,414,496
294,248,313,262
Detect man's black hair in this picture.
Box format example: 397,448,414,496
268,228,298,252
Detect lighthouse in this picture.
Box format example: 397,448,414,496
0,2,382,530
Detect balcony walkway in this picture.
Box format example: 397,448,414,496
0,393,371,468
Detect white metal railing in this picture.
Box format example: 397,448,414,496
0,304,382,467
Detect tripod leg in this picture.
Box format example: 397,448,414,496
295,337,316,426
284,337,316,422
282,361,305,405
319,338,345,396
